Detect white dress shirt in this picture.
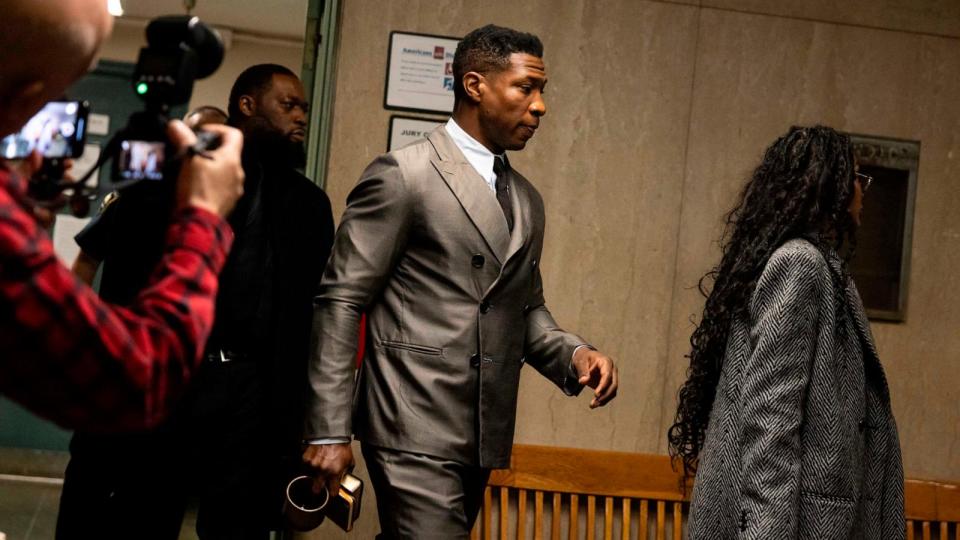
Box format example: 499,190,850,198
444,117,503,193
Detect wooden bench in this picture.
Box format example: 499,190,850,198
470,444,960,540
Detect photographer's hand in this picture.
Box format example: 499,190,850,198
167,120,244,217
7,150,62,227
7,150,42,182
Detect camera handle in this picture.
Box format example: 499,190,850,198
37,115,222,217
28,159,68,201
71,134,122,190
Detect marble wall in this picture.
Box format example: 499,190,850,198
312,3,960,535
660,5,960,482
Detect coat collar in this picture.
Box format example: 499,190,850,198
818,243,892,402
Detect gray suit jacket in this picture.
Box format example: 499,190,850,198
306,126,586,468
687,239,903,540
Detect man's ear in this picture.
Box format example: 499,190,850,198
238,95,257,117
462,72,484,104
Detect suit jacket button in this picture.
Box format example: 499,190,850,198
471,254,485,268
480,301,491,314
470,353,481,367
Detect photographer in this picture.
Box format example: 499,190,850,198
0,0,245,431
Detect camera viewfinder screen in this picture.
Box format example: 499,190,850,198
1,101,83,159
119,140,166,181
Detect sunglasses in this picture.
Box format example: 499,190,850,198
855,171,873,192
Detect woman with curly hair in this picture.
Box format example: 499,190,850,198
669,126,904,539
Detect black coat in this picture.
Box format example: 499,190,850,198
257,163,335,456
79,161,334,455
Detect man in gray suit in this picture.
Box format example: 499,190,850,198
302,24,618,537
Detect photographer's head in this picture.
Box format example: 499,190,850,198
0,0,113,138
228,64,308,167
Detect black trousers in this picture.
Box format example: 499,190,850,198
56,361,280,540
362,444,490,540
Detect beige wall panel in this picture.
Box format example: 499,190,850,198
509,1,699,454
660,8,960,480
97,24,143,65
323,0,700,457
703,0,960,38
97,23,303,117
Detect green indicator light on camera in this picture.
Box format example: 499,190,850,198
136,82,149,95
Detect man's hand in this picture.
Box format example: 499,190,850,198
7,149,42,182
5,150,60,226
168,120,244,217
573,347,618,408
302,442,354,497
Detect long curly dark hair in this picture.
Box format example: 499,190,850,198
668,125,858,481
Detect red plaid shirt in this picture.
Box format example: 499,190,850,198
0,164,233,431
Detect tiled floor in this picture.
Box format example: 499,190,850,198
0,446,310,539
0,476,201,540
0,444,353,539
0,477,61,540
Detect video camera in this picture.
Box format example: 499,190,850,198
22,15,225,213
114,15,225,184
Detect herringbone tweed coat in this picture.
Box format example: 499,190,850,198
687,238,904,540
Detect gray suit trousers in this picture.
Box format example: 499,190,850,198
362,444,490,540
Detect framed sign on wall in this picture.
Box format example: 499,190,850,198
384,31,460,114
848,134,920,322
387,115,444,151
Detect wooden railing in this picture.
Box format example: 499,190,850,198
470,444,960,540
905,478,960,540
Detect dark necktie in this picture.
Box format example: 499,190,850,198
493,156,513,232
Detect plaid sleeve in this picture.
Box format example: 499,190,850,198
0,169,234,431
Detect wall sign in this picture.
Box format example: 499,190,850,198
848,134,920,322
87,113,110,136
384,31,460,114
388,115,444,151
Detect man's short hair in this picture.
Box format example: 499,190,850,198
187,105,228,120
452,24,544,104
227,64,298,122
185,105,228,127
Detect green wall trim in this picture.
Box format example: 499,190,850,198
302,0,342,190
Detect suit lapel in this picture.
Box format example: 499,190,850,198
427,127,510,263
824,253,878,358
504,168,529,264
846,283,881,362
825,250,891,400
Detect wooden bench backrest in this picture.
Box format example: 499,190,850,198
905,479,960,540
471,445,960,540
